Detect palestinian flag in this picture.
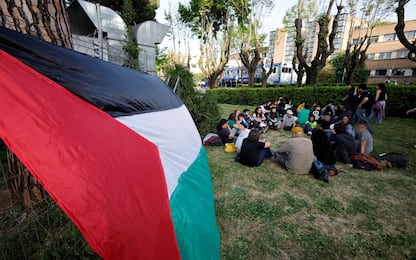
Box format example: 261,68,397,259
0,27,220,259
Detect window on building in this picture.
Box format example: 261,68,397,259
405,30,416,40
375,69,387,76
282,67,292,73
383,33,396,42
379,52,392,60
369,36,379,43
352,38,359,45
392,69,406,76
396,50,409,58
367,53,375,60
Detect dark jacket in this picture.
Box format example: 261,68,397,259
313,141,337,165
334,132,357,163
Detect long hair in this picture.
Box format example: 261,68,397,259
247,129,261,142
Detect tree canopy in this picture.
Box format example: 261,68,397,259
92,0,159,25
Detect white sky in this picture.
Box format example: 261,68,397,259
155,0,416,53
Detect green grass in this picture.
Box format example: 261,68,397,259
209,104,416,259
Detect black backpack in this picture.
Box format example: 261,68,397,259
377,152,409,168
310,160,329,183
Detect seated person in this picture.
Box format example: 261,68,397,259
243,109,253,124
297,104,310,127
227,112,245,136
318,111,335,131
339,114,355,138
235,121,260,153
267,107,281,129
253,106,268,132
273,127,314,174
238,129,272,167
238,112,249,128
311,128,337,175
216,119,234,144
304,113,318,136
333,123,357,166
355,120,373,155
280,109,297,131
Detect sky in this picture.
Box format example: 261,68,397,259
155,0,416,53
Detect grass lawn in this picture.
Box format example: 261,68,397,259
207,104,416,259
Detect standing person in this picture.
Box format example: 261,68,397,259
368,83,388,124
238,130,272,167
280,110,298,131
273,127,314,174
355,120,373,155
352,83,372,125
343,84,357,114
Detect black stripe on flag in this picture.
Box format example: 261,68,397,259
0,27,182,117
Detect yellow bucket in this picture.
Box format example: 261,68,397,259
224,143,236,153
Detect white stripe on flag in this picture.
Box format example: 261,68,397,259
116,105,201,197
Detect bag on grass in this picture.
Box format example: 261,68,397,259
377,152,409,168
350,154,382,171
203,133,223,146
310,159,329,183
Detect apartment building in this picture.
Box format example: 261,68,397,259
269,13,359,64
268,14,416,84
352,20,416,84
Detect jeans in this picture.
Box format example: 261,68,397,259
273,152,289,170
368,100,386,124
257,148,273,166
353,108,367,125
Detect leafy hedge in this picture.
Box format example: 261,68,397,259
208,85,416,117
165,64,220,135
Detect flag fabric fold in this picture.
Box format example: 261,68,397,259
0,27,220,259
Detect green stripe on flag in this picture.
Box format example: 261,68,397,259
170,146,220,260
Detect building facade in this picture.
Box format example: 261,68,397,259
268,14,416,84
352,20,416,84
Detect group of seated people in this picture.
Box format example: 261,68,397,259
216,100,374,175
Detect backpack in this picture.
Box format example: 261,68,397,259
310,160,329,183
203,133,223,146
377,152,409,168
350,154,383,171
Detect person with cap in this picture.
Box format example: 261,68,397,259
273,127,314,174
280,109,298,131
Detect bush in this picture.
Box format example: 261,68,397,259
165,64,220,135
208,84,416,117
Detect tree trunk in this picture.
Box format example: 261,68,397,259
208,74,220,88
0,0,72,209
261,59,274,88
248,68,255,87
395,0,416,61
305,65,320,86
